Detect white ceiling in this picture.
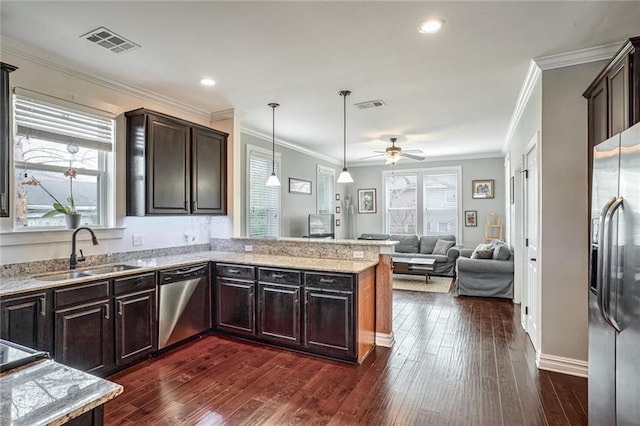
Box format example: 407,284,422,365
2,1,640,165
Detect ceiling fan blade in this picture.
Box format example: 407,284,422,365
403,149,424,154
359,153,387,160
400,152,425,161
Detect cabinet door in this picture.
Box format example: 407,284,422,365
258,283,301,346
304,289,354,359
0,292,50,352
191,127,226,215
147,114,190,214
115,289,156,366
588,79,608,147
217,278,255,336
608,59,629,136
55,300,113,375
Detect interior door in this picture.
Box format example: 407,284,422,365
524,140,540,351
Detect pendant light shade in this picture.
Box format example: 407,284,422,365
266,102,281,187
337,90,354,184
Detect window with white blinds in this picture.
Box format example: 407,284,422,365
383,167,460,239
13,90,115,228
423,170,458,237
247,145,280,237
316,165,335,214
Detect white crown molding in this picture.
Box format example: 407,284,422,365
241,126,342,165
534,41,622,71
210,108,246,122
1,36,213,121
537,352,588,378
503,60,541,154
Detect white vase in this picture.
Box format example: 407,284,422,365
65,213,82,229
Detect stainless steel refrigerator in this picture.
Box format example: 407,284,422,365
589,121,640,425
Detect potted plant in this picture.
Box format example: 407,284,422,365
22,167,82,229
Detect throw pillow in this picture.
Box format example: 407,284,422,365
492,241,511,260
392,235,419,253
432,239,455,255
471,243,494,259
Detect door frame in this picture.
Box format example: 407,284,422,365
522,132,541,353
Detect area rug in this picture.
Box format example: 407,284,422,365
392,275,453,294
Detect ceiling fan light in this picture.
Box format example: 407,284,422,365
389,155,401,164
337,168,354,183
266,173,281,187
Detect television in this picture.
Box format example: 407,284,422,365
308,213,334,238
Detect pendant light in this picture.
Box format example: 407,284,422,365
337,90,354,183
265,102,281,186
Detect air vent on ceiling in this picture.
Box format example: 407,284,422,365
81,27,140,54
354,99,386,110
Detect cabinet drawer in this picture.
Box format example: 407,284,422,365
216,263,255,280
54,280,110,309
114,273,156,296
304,272,353,291
258,268,301,285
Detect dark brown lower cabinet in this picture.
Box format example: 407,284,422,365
115,289,156,367
303,288,354,360
65,406,104,426
217,278,255,336
54,300,113,375
0,291,50,352
258,283,301,346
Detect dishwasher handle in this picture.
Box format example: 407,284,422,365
160,264,208,283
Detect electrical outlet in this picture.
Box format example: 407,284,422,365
244,245,253,252
132,234,143,246
353,251,364,259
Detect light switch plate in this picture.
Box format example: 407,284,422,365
132,234,143,246
353,251,364,259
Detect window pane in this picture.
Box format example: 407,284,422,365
385,174,417,234
15,136,99,170
248,150,280,237
317,168,334,214
15,169,99,228
423,171,458,237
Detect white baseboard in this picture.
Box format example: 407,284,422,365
375,332,395,348
537,353,588,378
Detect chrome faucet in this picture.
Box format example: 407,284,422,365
70,227,99,269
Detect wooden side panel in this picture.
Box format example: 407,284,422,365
375,254,393,338
356,267,375,363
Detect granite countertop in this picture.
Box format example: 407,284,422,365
235,236,398,246
0,359,122,426
0,251,378,296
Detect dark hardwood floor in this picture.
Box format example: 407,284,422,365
104,290,587,425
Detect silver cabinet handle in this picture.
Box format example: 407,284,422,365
118,301,124,316
319,278,335,283
228,269,240,274
271,274,285,279
104,303,110,320
39,297,46,317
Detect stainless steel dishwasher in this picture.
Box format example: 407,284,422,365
158,263,211,349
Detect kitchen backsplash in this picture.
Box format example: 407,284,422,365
0,244,210,279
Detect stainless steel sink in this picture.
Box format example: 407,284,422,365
33,271,90,281
83,264,141,275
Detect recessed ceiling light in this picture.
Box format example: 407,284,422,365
418,18,445,34
200,78,216,86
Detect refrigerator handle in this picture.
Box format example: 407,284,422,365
597,197,616,323
602,197,623,332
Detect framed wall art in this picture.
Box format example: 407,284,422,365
472,179,494,199
465,210,477,227
289,178,312,195
358,188,377,214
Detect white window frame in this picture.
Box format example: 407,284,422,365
382,166,462,241
245,143,281,237
316,164,335,214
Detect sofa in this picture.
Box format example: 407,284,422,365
359,233,460,277
455,240,514,299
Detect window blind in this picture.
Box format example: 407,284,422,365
248,149,280,237
13,89,114,152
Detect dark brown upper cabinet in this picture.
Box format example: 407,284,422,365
126,108,228,216
584,36,640,148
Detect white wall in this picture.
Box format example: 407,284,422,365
345,156,505,247
0,49,230,265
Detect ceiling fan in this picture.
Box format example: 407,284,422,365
360,137,425,164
